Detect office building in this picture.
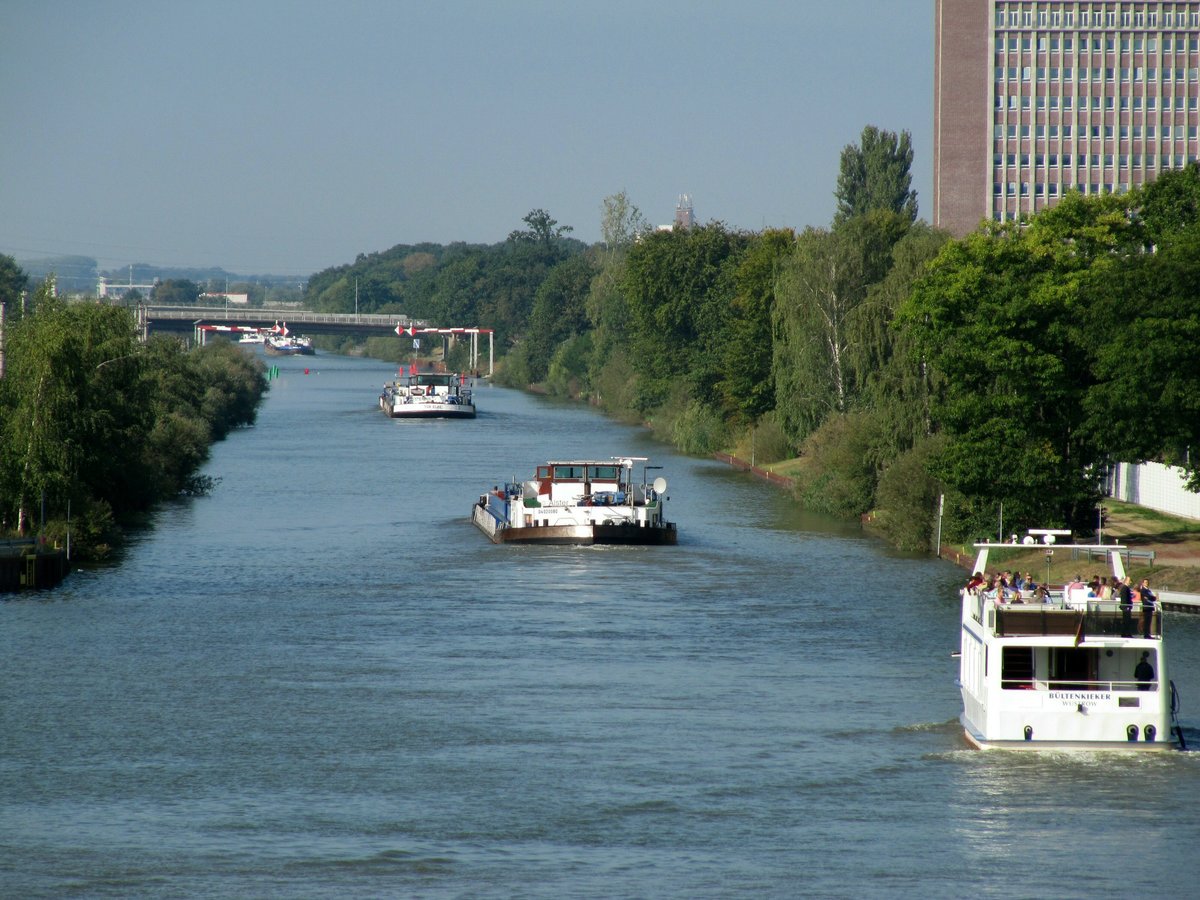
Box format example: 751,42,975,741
935,1,1200,236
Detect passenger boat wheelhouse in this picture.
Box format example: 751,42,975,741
379,372,476,419
958,531,1185,751
472,457,676,545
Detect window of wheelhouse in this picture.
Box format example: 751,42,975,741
551,465,585,480
588,465,619,481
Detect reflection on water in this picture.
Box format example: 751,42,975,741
2,352,1199,898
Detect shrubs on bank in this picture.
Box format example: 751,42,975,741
0,292,267,557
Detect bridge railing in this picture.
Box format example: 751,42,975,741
145,306,420,327
143,306,493,375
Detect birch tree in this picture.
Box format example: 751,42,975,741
772,212,908,441
0,282,79,533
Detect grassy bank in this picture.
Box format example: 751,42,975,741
937,499,1200,593
714,447,1200,593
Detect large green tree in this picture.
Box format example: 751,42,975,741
0,288,148,533
1081,227,1200,487
508,209,575,262
715,228,794,425
898,191,1142,537
151,278,201,305
834,126,919,225
621,223,749,412
1137,161,1200,246
526,254,598,382
0,254,27,313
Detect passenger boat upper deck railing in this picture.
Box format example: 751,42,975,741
966,590,1161,639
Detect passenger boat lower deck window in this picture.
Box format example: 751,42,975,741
1001,646,1035,689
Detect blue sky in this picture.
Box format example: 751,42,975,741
0,1,932,276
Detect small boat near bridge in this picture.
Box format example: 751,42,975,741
264,334,314,356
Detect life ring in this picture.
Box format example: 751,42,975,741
411,386,424,396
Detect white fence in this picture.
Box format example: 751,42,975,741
1107,461,1200,520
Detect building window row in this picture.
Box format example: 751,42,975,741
994,151,1197,166
994,121,1200,137
996,64,1200,80
993,122,1200,140
996,34,1200,52
996,7,1200,31
994,93,1200,111
991,170,1197,219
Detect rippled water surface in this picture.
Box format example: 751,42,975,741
4,352,1200,898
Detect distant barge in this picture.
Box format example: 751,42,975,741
472,457,676,545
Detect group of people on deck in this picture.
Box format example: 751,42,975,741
964,570,1050,604
964,570,1159,637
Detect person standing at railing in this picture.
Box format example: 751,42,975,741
1118,577,1135,637
1139,579,1158,639
1134,651,1154,691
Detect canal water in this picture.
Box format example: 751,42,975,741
3,352,1200,898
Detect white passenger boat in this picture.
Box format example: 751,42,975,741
958,530,1185,751
472,457,677,545
238,330,266,344
379,372,476,419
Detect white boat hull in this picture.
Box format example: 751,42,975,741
384,400,476,419
961,716,1177,751
472,502,676,545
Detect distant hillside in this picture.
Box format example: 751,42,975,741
18,255,98,295
15,256,306,296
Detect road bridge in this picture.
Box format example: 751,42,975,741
144,305,419,336
142,305,493,374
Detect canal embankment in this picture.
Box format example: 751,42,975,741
0,539,71,593
714,451,1200,613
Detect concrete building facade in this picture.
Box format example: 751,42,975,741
934,1,1200,236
